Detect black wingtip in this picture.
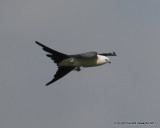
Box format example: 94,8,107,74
45,79,56,86
46,83,51,86
35,41,43,47
35,41,39,44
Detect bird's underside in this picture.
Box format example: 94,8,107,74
35,41,116,86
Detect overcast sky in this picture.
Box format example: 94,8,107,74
1,0,160,128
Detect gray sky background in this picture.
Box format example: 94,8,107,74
0,0,160,128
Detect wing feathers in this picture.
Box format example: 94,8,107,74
46,67,74,86
35,41,69,64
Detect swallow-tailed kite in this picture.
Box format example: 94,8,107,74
36,41,116,86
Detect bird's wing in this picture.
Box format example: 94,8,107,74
35,41,69,64
46,67,74,86
100,52,116,56
72,52,98,58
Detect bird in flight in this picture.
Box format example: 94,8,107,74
36,41,116,86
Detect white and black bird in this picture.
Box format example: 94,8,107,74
36,41,116,86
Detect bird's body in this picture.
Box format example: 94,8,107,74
36,41,116,85
58,55,108,67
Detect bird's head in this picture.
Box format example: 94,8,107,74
105,57,111,64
